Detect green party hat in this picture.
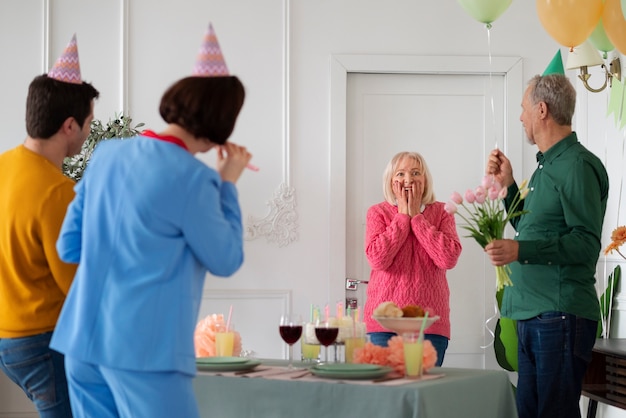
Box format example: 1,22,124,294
542,50,565,76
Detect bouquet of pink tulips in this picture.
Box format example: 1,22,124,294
445,176,529,291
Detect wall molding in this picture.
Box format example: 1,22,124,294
41,0,50,72
244,0,299,247
42,0,129,113
120,0,130,112
200,288,292,358
245,182,298,247
201,288,291,308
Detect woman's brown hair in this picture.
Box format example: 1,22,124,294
159,76,245,144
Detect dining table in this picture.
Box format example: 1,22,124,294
192,359,518,418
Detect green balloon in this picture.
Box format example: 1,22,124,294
589,18,615,55
494,317,518,372
622,0,626,20
457,0,513,25
494,288,518,372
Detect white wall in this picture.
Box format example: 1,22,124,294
1,1,625,417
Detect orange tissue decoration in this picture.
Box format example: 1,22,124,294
354,336,437,375
194,313,242,357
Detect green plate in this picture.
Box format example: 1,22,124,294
196,357,249,365
311,365,394,380
196,358,261,372
315,363,381,372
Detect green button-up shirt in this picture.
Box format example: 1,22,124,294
501,132,608,321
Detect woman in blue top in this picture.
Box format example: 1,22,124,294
50,75,251,418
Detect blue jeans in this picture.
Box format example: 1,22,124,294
0,332,72,417
517,312,597,418
368,332,448,366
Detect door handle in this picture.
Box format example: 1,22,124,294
346,278,369,291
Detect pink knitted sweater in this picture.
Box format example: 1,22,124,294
364,201,462,339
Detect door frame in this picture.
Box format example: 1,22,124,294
328,54,524,348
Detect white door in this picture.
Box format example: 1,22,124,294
343,66,520,370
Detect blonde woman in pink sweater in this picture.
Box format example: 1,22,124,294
364,151,462,366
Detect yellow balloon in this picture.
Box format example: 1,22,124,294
604,0,626,54
536,0,603,48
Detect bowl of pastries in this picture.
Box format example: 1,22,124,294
372,302,439,334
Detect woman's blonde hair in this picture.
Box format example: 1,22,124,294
382,151,435,205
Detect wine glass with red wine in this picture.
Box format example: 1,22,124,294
279,314,303,369
314,318,339,363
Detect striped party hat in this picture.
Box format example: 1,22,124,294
192,23,229,76
48,34,82,84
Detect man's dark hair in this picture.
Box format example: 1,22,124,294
25,75,100,139
159,76,245,145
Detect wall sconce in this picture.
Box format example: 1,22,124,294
565,40,621,93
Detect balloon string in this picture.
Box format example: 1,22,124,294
481,296,498,349
486,26,497,151
482,24,498,350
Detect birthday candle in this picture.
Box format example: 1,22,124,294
336,301,343,319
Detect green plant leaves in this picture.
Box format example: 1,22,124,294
597,265,621,338
63,113,144,181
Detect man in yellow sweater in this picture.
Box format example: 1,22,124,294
0,35,99,417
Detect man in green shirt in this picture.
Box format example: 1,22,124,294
485,73,609,418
